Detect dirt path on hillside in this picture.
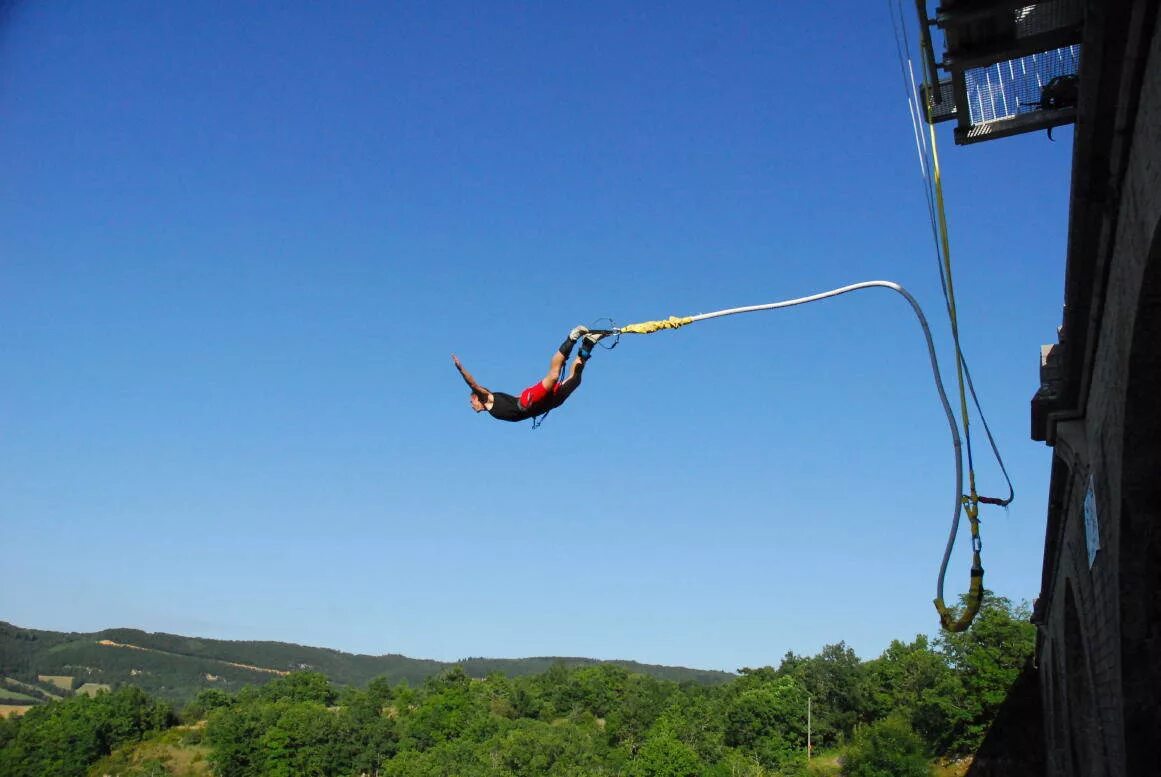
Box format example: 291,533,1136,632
96,640,289,676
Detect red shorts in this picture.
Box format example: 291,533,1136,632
519,380,562,413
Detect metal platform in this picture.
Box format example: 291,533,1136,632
918,0,1084,144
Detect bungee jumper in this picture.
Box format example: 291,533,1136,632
450,278,1011,633
447,0,1020,633
452,326,607,424
444,0,1021,633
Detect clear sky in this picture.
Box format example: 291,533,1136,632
1,2,1071,673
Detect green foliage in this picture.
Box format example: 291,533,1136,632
0,686,173,777
547,663,627,718
776,642,872,747
648,689,725,762
84,726,210,777
604,672,675,751
1,675,66,705
861,594,1035,756
494,718,610,776
720,675,811,774
805,750,844,777
400,669,489,750
841,716,930,777
380,739,492,777
933,594,1035,754
0,596,1036,776
626,735,704,777
121,759,174,776
181,688,234,722
257,671,336,706
864,635,963,752
258,702,355,777
206,698,283,777
0,621,730,707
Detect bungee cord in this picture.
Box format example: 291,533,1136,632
889,0,1015,630
532,2,1013,634
610,281,967,597
596,6,1017,633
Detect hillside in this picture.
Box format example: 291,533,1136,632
0,621,733,705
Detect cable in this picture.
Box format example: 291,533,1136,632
886,0,1015,629
616,281,967,600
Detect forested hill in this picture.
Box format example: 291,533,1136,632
1,597,1041,777
0,621,733,704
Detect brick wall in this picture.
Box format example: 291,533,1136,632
1035,4,1161,776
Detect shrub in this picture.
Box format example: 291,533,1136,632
841,716,930,777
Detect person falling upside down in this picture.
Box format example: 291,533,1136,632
452,326,603,423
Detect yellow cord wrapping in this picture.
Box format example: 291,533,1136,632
619,316,695,334
933,498,984,632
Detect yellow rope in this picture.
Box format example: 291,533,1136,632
922,34,983,632
927,112,973,456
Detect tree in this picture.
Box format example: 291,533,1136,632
494,718,609,776
207,700,282,777
605,674,672,752
381,739,492,777
865,635,962,752
723,676,808,772
397,667,497,752
841,715,930,777
777,641,870,747
626,734,704,777
258,671,336,706
648,689,725,763
569,664,629,718
934,593,1036,754
182,687,234,722
258,701,355,777
0,686,173,777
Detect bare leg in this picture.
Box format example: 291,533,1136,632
540,327,589,391
539,350,567,391
555,356,586,402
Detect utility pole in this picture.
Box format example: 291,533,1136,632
807,695,812,762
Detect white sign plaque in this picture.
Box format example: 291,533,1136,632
1084,474,1100,568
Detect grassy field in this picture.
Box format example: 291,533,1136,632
77,682,112,696
0,688,38,702
37,674,73,690
0,705,34,718
801,750,969,777
806,751,842,776
3,676,62,699
89,727,212,777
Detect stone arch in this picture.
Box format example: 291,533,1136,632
1063,581,1102,777
1119,215,1161,777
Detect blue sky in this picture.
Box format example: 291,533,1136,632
1,2,1070,673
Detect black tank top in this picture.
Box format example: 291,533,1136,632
488,392,535,422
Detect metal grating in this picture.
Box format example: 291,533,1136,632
921,0,1085,144
1013,0,1084,38
963,44,1081,125
922,78,958,122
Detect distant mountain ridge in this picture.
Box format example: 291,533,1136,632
0,621,734,705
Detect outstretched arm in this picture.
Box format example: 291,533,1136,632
452,354,490,400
